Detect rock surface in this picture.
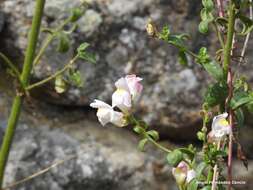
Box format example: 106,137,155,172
4,124,174,190
0,0,206,139
1,0,253,141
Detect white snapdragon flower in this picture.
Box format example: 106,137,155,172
210,112,231,140
112,75,143,112
112,77,132,113
91,75,143,127
90,99,126,127
125,74,143,100
172,161,196,186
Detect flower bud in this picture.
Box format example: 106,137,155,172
146,19,158,37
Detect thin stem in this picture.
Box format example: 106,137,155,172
0,0,45,187
33,17,72,66
227,68,234,190
211,141,221,190
213,22,225,49
207,166,213,184
147,137,171,154
129,115,171,154
0,53,21,79
2,155,76,190
26,55,78,90
184,49,199,59
216,0,225,17
223,2,236,75
239,0,253,65
223,2,236,190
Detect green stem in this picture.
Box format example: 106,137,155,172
212,22,225,49
129,115,171,154
222,2,236,190
33,17,72,66
184,49,199,59
147,137,171,154
26,55,79,90
0,0,45,187
223,2,236,75
0,53,21,79
207,166,213,184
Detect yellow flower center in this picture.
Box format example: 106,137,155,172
116,88,127,95
217,118,229,127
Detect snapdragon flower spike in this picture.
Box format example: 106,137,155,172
90,99,126,127
172,161,196,186
210,112,231,140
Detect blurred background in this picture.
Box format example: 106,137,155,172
0,0,253,189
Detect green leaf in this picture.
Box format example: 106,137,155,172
187,179,198,190
133,126,145,135
78,42,90,52
196,162,207,179
197,131,205,141
70,8,84,22
57,32,70,53
200,8,214,22
146,130,159,141
138,139,148,152
199,20,209,34
167,34,189,48
178,148,195,161
235,108,245,128
230,96,252,110
237,13,253,35
68,70,84,87
77,43,96,64
159,25,170,40
178,50,188,66
78,52,96,64
202,0,214,11
211,150,227,158
204,82,228,107
230,90,252,110
166,149,183,167
197,47,210,64
215,17,228,28
202,61,224,81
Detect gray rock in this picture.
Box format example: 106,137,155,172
44,0,79,19
2,0,253,141
78,9,102,36
4,125,173,190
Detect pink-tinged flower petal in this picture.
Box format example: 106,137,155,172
96,108,112,126
110,111,126,127
125,74,143,99
172,161,195,185
176,161,189,173
211,112,231,139
112,88,132,112
90,99,112,109
172,167,187,186
115,77,129,91
186,170,196,183
90,99,126,127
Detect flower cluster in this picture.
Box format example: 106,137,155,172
90,75,143,127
